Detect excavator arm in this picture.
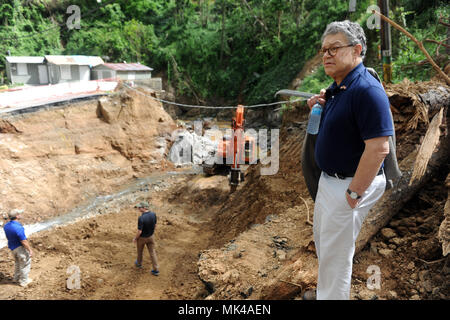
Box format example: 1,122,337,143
229,105,246,189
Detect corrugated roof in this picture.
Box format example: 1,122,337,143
45,55,104,67
6,56,45,64
101,63,153,72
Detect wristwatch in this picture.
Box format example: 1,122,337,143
346,188,361,200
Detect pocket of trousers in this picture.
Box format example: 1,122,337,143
342,194,355,211
329,177,354,212
333,186,354,211
357,175,386,209
18,249,29,264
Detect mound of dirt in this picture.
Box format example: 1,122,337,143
0,119,21,134
193,107,318,299
352,165,449,300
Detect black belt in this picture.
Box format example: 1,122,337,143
325,168,384,179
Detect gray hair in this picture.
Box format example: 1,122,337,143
321,20,367,59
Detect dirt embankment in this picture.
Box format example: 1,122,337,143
0,88,176,224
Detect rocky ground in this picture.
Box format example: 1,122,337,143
0,172,216,299
352,166,449,300
0,161,447,300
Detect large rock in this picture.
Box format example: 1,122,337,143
378,249,394,258
97,97,119,124
380,228,397,241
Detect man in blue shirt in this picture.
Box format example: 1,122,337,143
304,21,394,300
3,209,33,287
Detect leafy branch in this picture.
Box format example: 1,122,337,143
372,9,450,85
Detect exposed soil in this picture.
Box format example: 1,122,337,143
351,164,449,300
0,81,448,300
0,87,176,225
0,174,216,299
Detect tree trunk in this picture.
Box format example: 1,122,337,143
220,4,226,64
355,108,449,254
438,173,450,257
201,0,208,28
447,22,450,55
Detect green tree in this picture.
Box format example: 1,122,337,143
0,0,447,99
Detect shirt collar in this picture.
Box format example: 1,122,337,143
326,62,365,99
340,62,365,88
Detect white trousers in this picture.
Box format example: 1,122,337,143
313,172,386,300
12,246,31,285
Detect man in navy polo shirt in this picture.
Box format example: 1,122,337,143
133,201,159,276
305,21,394,300
3,209,33,287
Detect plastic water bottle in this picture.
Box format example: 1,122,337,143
306,103,323,135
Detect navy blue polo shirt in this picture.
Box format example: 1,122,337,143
3,220,27,251
315,63,394,175
138,211,157,238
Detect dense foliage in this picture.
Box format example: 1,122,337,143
0,0,448,105
299,0,449,93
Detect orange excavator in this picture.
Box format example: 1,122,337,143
202,105,258,190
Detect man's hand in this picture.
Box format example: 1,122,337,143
345,192,360,209
133,230,142,244
348,136,389,209
21,240,33,257
307,88,327,110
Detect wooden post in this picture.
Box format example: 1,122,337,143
378,0,392,83
447,19,450,55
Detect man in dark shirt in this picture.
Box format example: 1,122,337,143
133,201,159,276
304,20,394,300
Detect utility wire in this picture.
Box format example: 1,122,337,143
122,83,306,109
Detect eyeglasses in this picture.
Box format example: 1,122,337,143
319,44,354,57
